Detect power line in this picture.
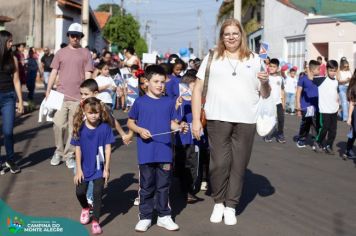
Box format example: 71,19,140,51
152,27,198,37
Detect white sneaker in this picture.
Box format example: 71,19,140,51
66,157,76,169
50,154,62,166
0,164,5,175
133,197,140,206
157,216,179,231
200,181,208,191
210,203,225,223
135,219,152,232
223,207,237,225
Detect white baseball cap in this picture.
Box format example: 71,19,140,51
67,23,84,37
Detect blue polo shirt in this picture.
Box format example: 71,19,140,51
298,75,319,111
71,122,115,181
129,94,177,164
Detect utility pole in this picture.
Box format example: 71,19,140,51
81,0,89,47
198,9,202,59
121,0,124,16
234,0,241,22
144,20,152,53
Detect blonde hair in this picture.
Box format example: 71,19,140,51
216,18,252,60
72,97,113,139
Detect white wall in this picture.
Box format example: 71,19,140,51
55,2,81,52
306,20,356,70
263,0,307,60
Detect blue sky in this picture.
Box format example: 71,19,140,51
90,0,220,57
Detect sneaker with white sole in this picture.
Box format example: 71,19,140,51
133,197,140,206
50,153,62,166
200,181,208,191
0,164,5,175
5,160,21,174
223,207,237,225
66,157,76,169
157,216,179,231
135,219,152,232
91,220,102,235
210,203,225,223
80,208,90,225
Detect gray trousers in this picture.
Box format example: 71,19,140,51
53,101,79,159
207,120,256,209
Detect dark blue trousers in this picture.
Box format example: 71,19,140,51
139,163,172,219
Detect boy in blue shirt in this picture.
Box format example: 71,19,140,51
127,65,188,232
295,60,321,148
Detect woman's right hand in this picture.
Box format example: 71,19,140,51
192,119,203,141
17,101,24,114
347,117,352,126
74,170,84,186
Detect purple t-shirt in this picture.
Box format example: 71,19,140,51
129,95,177,164
165,74,180,98
175,99,194,145
71,122,115,181
297,75,319,111
51,46,93,101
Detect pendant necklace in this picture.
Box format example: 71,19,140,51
226,53,238,76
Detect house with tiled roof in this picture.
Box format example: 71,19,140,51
0,15,13,30
249,0,356,71
0,0,107,51
93,11,111,30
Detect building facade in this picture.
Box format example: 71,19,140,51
0,0,107,52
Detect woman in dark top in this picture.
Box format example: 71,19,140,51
0,30,24,174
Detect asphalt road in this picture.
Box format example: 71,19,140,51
1,93,356,236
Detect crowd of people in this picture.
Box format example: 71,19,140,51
0,18,355,235
262,53,355,158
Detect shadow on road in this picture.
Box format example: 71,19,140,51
17,147,56,170
237,169,275,215
169,177,188,219
100,173,138,227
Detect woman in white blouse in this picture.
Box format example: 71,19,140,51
191,19,270,226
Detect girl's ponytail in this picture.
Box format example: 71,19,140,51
100,101,114,127
73,105,85,139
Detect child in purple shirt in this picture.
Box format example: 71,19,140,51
127,65,188,232
71,97,115,235
296,60,320,148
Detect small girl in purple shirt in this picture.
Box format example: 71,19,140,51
71,97,115,235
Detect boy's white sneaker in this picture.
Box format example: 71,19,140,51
157,216,179,231
223,207,237,225
135,219,152,232
133,197,140,206
210,203,225,223
200,181,208,191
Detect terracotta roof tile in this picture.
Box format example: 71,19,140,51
93,11,111,29
0,15,14,22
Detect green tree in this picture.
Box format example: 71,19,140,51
217,0,262,34
96,3,123,16
134,37,148,58
103,14,141,51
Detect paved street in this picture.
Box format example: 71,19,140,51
1,91,356,236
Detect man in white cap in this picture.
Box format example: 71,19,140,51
45,23,94,168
